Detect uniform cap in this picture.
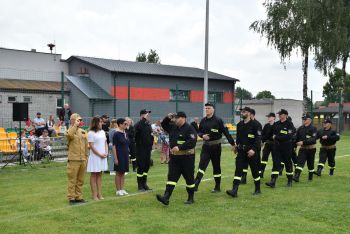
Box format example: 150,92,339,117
250,108,256,115
277,109,288,115
266,112,275,117
323,119,332,124
205,102,215,108
140,109,151,115
240,106,251,113
302,114,312,120
174,111,187,118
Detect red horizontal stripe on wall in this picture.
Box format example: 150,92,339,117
191,90,204,102
223,92,234,103
111,86,169,101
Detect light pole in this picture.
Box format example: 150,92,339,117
203,0,209,116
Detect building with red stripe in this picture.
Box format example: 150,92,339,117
66,56,238,121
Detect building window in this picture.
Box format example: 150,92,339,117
57,98,64,108
23,96,32,103
208,92,223,103
8,96,17,103
170,90,190,102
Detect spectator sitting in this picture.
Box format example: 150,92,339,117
59,104,72,128
39,129,52,156
47,115,56,137
16,131,29,158
24,119,35,136
33,112,46,136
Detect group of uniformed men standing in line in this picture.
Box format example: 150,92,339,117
154,103,340,206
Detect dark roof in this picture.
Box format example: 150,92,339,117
313,106,350,114
0,79,68,92
67,56,239,82
66,75,113,100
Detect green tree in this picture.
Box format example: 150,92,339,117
235,87,253,100
147,49,161,64
136,52,147,62
323,68,350,104
255,90,276,99
136,49,161,64
250,0,322,113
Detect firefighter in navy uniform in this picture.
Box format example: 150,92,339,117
194,103,235,193
315,119,340,176
279,116,298,175
240,108,262,184
260,112,275,178
134,109,154,191
156,112,197,205
292,114,318,182
266,109,295,188
226,107,261,198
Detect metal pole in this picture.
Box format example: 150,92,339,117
113,74,117,118
128,80,131,117
176,84,179,113
203,0,209,116
61,72,64,106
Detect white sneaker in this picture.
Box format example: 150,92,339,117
121,190,129,195
125,172,128,176
116,190,124,196
110,171,116,176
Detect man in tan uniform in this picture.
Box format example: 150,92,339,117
66,113,89,205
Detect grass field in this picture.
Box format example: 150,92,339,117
0,135,349,234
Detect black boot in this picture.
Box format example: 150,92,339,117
143,176,152,191
156,190,172,206
212,177,221,193
308,172,313,181
293,170,301,182
253,181,261,195
314,166,322,176
137,176,145,192
184,188,195,204
329,168,334,176
265,176,277,188
241,173,247,185
226,183,239,197
287,175,293,187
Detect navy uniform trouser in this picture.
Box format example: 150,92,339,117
261,142,274,173
295,148,316,174
271,142,293,178
195,144,222,185
136,145,152,182
318,148,336,170
165,155,195,193
233,149,260,185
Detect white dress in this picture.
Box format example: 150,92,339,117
87,130,108,172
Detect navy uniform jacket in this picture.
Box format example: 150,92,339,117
273,120,295,144
198,115,235,145
236,119,261,153
161,117,197,151
134,118,154,148
317,128,340,146
296,124,318,145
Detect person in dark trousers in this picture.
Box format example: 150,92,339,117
279,116,297,175
134,109,154,191
126,117,137,172
239,108,262,184
315,119,340,176
266,109,295,188
59,104,72,128
260,112,276,178
226,107,261,198
292,114,318,182
194,103,235,193
190,117,200,133
156,112,197,205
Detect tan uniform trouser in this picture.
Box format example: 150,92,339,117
67,160,87,200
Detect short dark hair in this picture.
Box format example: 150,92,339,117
89,116,102,132
117,118,126,126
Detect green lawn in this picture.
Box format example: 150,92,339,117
0,135,349,234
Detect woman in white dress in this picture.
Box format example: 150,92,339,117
87,116,108,201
